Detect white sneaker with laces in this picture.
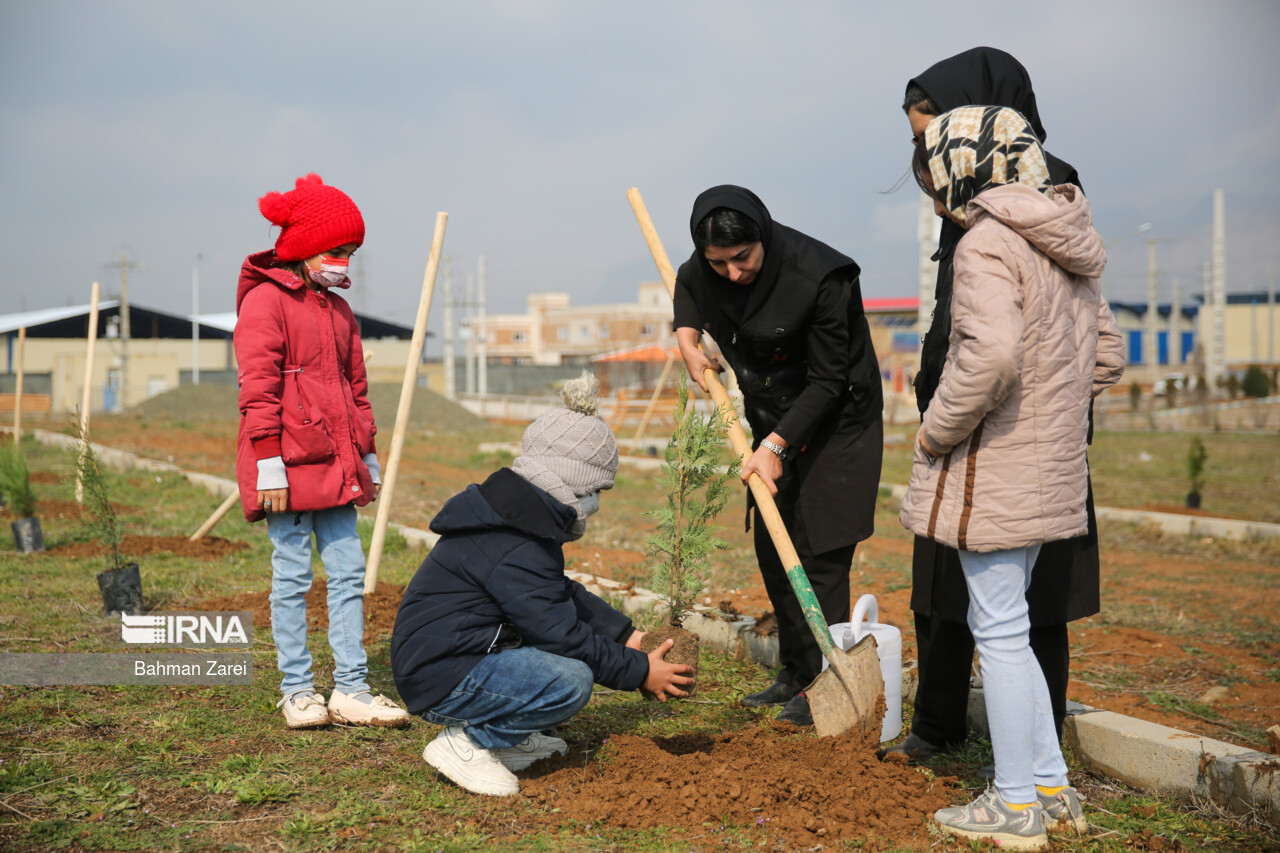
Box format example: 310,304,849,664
277,690,330,729
423,727,519,796
934,787,1049,852
328,689,410,728
494,732,568,771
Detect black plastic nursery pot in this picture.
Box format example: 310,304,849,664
11,516,44,554
1186,491,1202,509
98,562,144,615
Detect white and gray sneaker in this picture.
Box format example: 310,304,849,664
328,689,410,728
423,726,519,796
277,689,330,729
934,787,1049,852
1038,785,1087,833
494,732,568,771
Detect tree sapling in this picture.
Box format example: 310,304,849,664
0,441,43,553
1186,435,1208,509
641,374,741,693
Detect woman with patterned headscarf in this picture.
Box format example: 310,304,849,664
899,106,1125,851
893,49,1098,777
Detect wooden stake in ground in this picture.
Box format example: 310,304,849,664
12,327,25,445
189,491,241,542
630,353,676,454
364,212,449,594
75,283,102,503
626,187,882,738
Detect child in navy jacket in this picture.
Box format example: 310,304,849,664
391,374,692,796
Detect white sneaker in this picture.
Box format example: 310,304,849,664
423,727,519,796
328,689,411,728
493,732,568,771
277,690,330,729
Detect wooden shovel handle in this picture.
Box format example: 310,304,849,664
626,188,835,657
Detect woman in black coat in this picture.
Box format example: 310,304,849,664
674,185,883,726
890,47,1099,760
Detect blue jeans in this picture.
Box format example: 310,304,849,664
267,505,370,696
420,647,595,750
957,544,1069,804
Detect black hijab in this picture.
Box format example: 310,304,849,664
681,185,853,325
907,48,1082,414
908,47,1048,142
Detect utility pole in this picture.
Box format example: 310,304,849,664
103,250,139,410
1269,271,1276,367
1145,238,1159,375
1211,189,1227,392
464,269,475,395
1170,277,1180,366
192,255,201,384
442,255,455,399
477,255,488,397
1202,262,1213,387
351,253,368,313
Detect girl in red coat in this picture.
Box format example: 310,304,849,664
235,174,408,729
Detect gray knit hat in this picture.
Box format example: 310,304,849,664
511,372,618,518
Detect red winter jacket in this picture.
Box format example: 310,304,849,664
234,250,378,522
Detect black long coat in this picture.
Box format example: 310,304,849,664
907,47,1099,625
674,186,883,554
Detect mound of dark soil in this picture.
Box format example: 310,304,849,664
52,535,247,560
521,726,958,850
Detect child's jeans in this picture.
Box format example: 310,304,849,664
957,544,1069,805
267,505,370,697
420,647,595,750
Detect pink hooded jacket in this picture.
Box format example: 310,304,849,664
900,184,1125,552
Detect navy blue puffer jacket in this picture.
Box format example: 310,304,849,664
390,468,647,714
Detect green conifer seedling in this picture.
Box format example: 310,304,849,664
645,374,741,627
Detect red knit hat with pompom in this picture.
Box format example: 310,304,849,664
258,174,365,262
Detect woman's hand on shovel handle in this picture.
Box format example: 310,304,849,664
741,442,783,496
642,638,694,702
676,327,722,392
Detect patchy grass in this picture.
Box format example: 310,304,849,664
1,434,1278,850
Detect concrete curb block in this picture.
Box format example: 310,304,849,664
1094,506,1280,542
17,426,1275,819
1064,709,1280,819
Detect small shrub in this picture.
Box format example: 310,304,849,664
1241,364,1269,399
72,419,127,571
1187,436,1208,496
0,443,37,518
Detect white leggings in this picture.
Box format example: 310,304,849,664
957,544,1069,804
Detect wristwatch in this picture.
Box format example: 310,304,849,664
760,439,788,461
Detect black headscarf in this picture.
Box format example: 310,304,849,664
681,185,853,326
908,47,1048,142
907,47,1082,414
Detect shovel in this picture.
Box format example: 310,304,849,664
626,188,883,738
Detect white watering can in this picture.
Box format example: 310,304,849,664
822,594,903,743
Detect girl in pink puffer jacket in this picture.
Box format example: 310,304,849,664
900,106,1124,850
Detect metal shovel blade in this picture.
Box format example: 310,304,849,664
806,634,884,738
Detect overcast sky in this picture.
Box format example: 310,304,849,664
2,1,1277,352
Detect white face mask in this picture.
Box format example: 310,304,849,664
307,255,349,288
568,491,601,541
578,491,601,519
